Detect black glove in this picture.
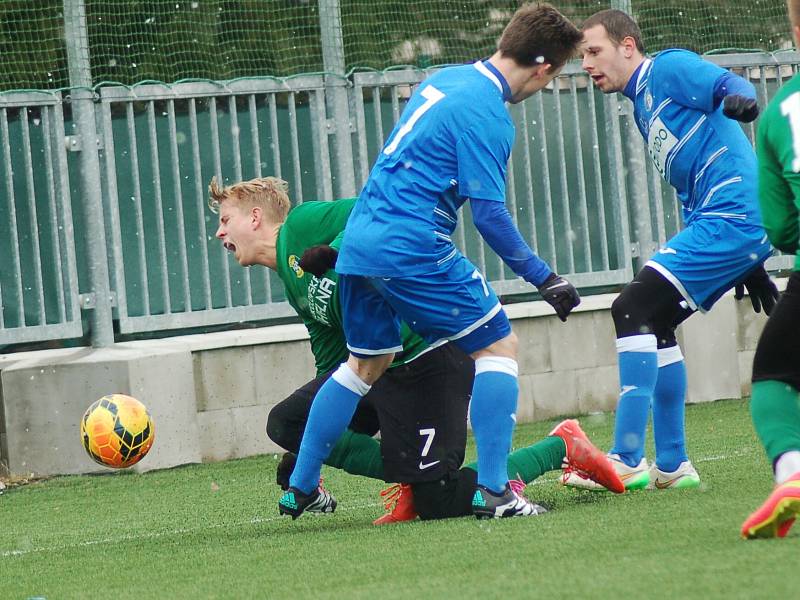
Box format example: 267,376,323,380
298,244,338,277
276,452,297,491
537,272,581,322
734,265,779,316
723,95,759,123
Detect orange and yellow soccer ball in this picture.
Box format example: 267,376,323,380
80,394,155,468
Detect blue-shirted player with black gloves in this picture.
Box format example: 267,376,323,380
278,3,584,520
568,9,779,491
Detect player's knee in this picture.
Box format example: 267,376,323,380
504,331,519,354
471,331,518,360
610,291,632,327
611,290,652,337
345,353,392,385
265,401,297,451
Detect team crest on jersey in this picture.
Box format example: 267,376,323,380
288,255,304,278
644,89,654,112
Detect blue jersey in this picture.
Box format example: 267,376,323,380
337,62,514,277
627,49,761,226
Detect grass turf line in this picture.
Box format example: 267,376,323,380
2,399,796,599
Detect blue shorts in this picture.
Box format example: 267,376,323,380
339,255,512,356
646,218,772,312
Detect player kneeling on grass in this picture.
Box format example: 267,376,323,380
740,0,800,540
209,177,625,523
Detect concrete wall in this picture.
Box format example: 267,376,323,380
0,286,776,478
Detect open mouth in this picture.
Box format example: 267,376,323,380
223,241,236,253
591,74,605,85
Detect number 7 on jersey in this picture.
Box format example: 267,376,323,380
383,85,445,155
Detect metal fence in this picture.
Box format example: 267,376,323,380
0,2,798,348
97,78,337,334
0,91,82,345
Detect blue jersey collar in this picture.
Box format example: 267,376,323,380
479,60,512,102
623,58,651,100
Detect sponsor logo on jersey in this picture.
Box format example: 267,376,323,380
307,276,336,326
644,89,654,112
288,254,304,278
647,116,679,179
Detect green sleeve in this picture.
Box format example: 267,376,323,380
329,229,345,252
757,99,800,256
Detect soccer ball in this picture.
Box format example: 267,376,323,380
80,394,155,468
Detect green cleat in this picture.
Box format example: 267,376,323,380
648,461,701,490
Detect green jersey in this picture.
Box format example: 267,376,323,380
275,199,428,376
757,72,800,271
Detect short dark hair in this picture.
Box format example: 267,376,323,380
581,9,646,54
498,3,583,71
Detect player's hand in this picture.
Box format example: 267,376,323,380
723,95,759,123
734,265,779,315
537,273,580,322
298,244,338,277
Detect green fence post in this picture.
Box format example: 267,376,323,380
319,0,356,199
63,0,114,346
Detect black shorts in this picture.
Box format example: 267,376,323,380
752,271,800,390
267,343,475,483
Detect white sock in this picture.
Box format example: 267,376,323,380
774,450,800,484
331,363,371,396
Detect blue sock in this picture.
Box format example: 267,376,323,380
470,357,519,493
652,347,688,472
290,364,370,494
611,335,658,467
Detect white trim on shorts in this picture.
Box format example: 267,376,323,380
346,342,404,356
424,301,504,350
644,259,699,312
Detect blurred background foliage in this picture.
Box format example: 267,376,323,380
0,0,792,92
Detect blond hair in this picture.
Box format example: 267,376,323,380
208,176,291,223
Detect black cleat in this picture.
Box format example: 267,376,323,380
278,484,337,520
472,483,547,519
276,452,297,491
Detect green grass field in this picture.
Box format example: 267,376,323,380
2,398,796,599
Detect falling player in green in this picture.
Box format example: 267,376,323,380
208,176,624,524
741,0,800,539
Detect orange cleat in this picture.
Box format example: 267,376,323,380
741,472,800,539
373,483,418,525
549,419,626,494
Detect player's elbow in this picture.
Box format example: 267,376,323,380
764,221,799,255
